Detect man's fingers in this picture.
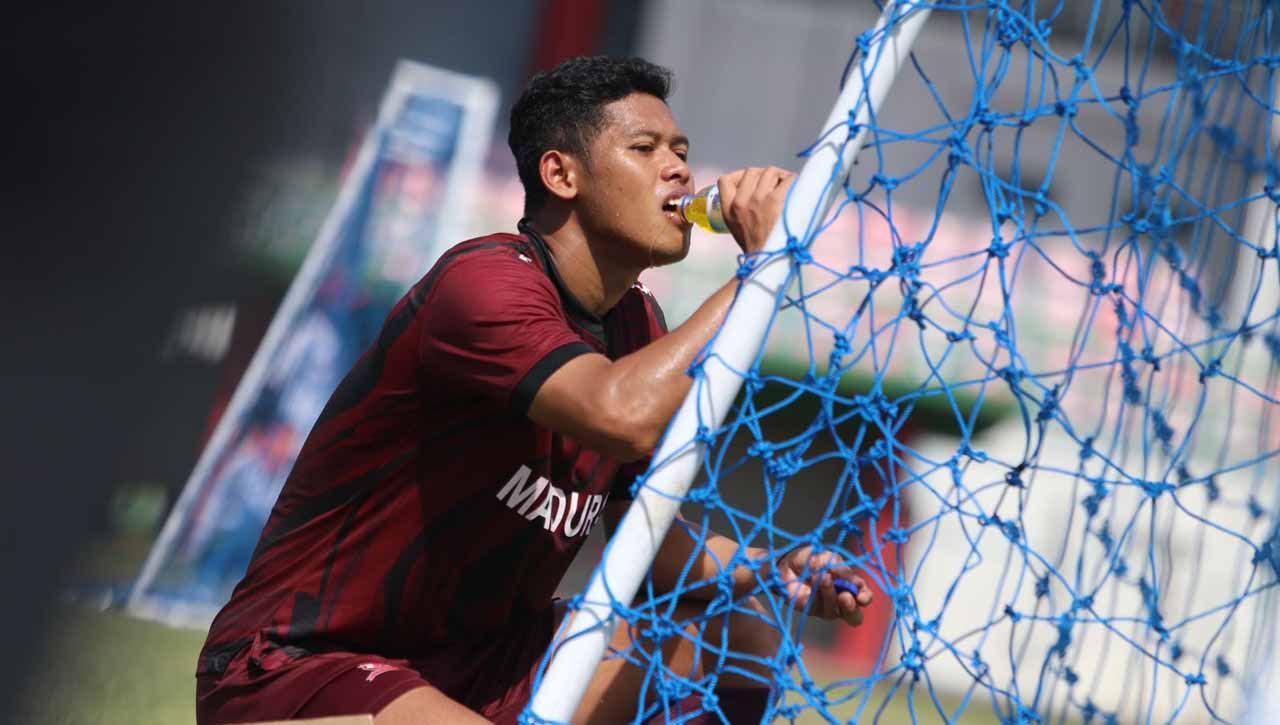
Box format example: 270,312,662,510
756,166,791,201
732,167,765,214
843,606,865,628
716,169,745,215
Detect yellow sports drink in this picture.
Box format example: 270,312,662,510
675,184,729,233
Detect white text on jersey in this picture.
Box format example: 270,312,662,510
496,465,607,538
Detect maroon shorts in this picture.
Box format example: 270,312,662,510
196,606,561,724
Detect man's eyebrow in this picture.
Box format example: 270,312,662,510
628,129,690,147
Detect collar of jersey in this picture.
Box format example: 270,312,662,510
518,218,608,342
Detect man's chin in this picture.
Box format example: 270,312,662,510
648,237,691,267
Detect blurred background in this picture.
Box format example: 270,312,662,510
6,0,1269,723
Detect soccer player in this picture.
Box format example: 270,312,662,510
195,56,873,725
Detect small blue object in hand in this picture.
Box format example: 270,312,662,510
833,579,859,596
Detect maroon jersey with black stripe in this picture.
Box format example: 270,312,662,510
198,222,667,673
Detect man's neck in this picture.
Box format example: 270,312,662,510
525,211,640,318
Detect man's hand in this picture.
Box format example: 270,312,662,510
717,166,795,255
773,545,872,627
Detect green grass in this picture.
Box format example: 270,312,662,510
17,604,1016,725
15,604,207,725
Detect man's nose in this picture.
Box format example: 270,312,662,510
663,154,690,183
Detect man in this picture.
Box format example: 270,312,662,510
195,56,872,725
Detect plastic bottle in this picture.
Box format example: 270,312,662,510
675,184,729,233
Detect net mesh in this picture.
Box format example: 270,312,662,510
530,1,1280,722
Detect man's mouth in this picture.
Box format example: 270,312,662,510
660,192,688,226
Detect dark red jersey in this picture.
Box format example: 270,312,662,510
198,221,667,674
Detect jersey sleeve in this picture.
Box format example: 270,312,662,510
419,251,595,413
610,283,670,500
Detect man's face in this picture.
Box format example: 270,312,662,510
575,92,693,267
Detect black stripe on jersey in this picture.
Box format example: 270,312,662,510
511,340,595,415
379,490,510,645
253,446,417,560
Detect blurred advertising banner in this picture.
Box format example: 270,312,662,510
127,61,499,627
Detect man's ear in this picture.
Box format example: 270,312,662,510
539,150,580,202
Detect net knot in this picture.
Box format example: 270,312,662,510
854,30,873,55
1205,476,1221,502
988,239,1011,259
989,3,1022,48
694,425,714,444
853,264,887,285
785,236,812,264
830,332,851,358
767,450,804,478
1086,251,1109,293
1139,480,1174,499
685,485,717,506
1051,613,1075,657
1079,436,1095,461
1198,357,1221,382
1035,386,1060,423
1139,577,1169,639
998,365,1024,385
871,173,899,192
644,619,679,643
1097,521,1114,554
654,676,691,701
970,651,989,678
1215,655,1232,677
1184,672,1208,686
980,514,1021,542
947,136,972,167
1004,463,1026,488
1053,100,1077,118
1139,344,1160,369
1258,239,1280,258
1252,525,1280,578
959,443,988,463
901,642,926,673
1003,604,1022,623
892,243,922,277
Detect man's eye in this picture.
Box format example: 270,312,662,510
675,150,689,161
633,144,654,152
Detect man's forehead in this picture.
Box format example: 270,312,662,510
601,94,685,139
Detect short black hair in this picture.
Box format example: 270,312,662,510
508,56,673,214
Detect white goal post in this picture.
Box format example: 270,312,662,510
527,2,934,720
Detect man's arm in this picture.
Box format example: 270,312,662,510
528,167,791,462
602,501,872,626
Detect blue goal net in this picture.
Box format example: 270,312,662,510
531,1,1280,723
